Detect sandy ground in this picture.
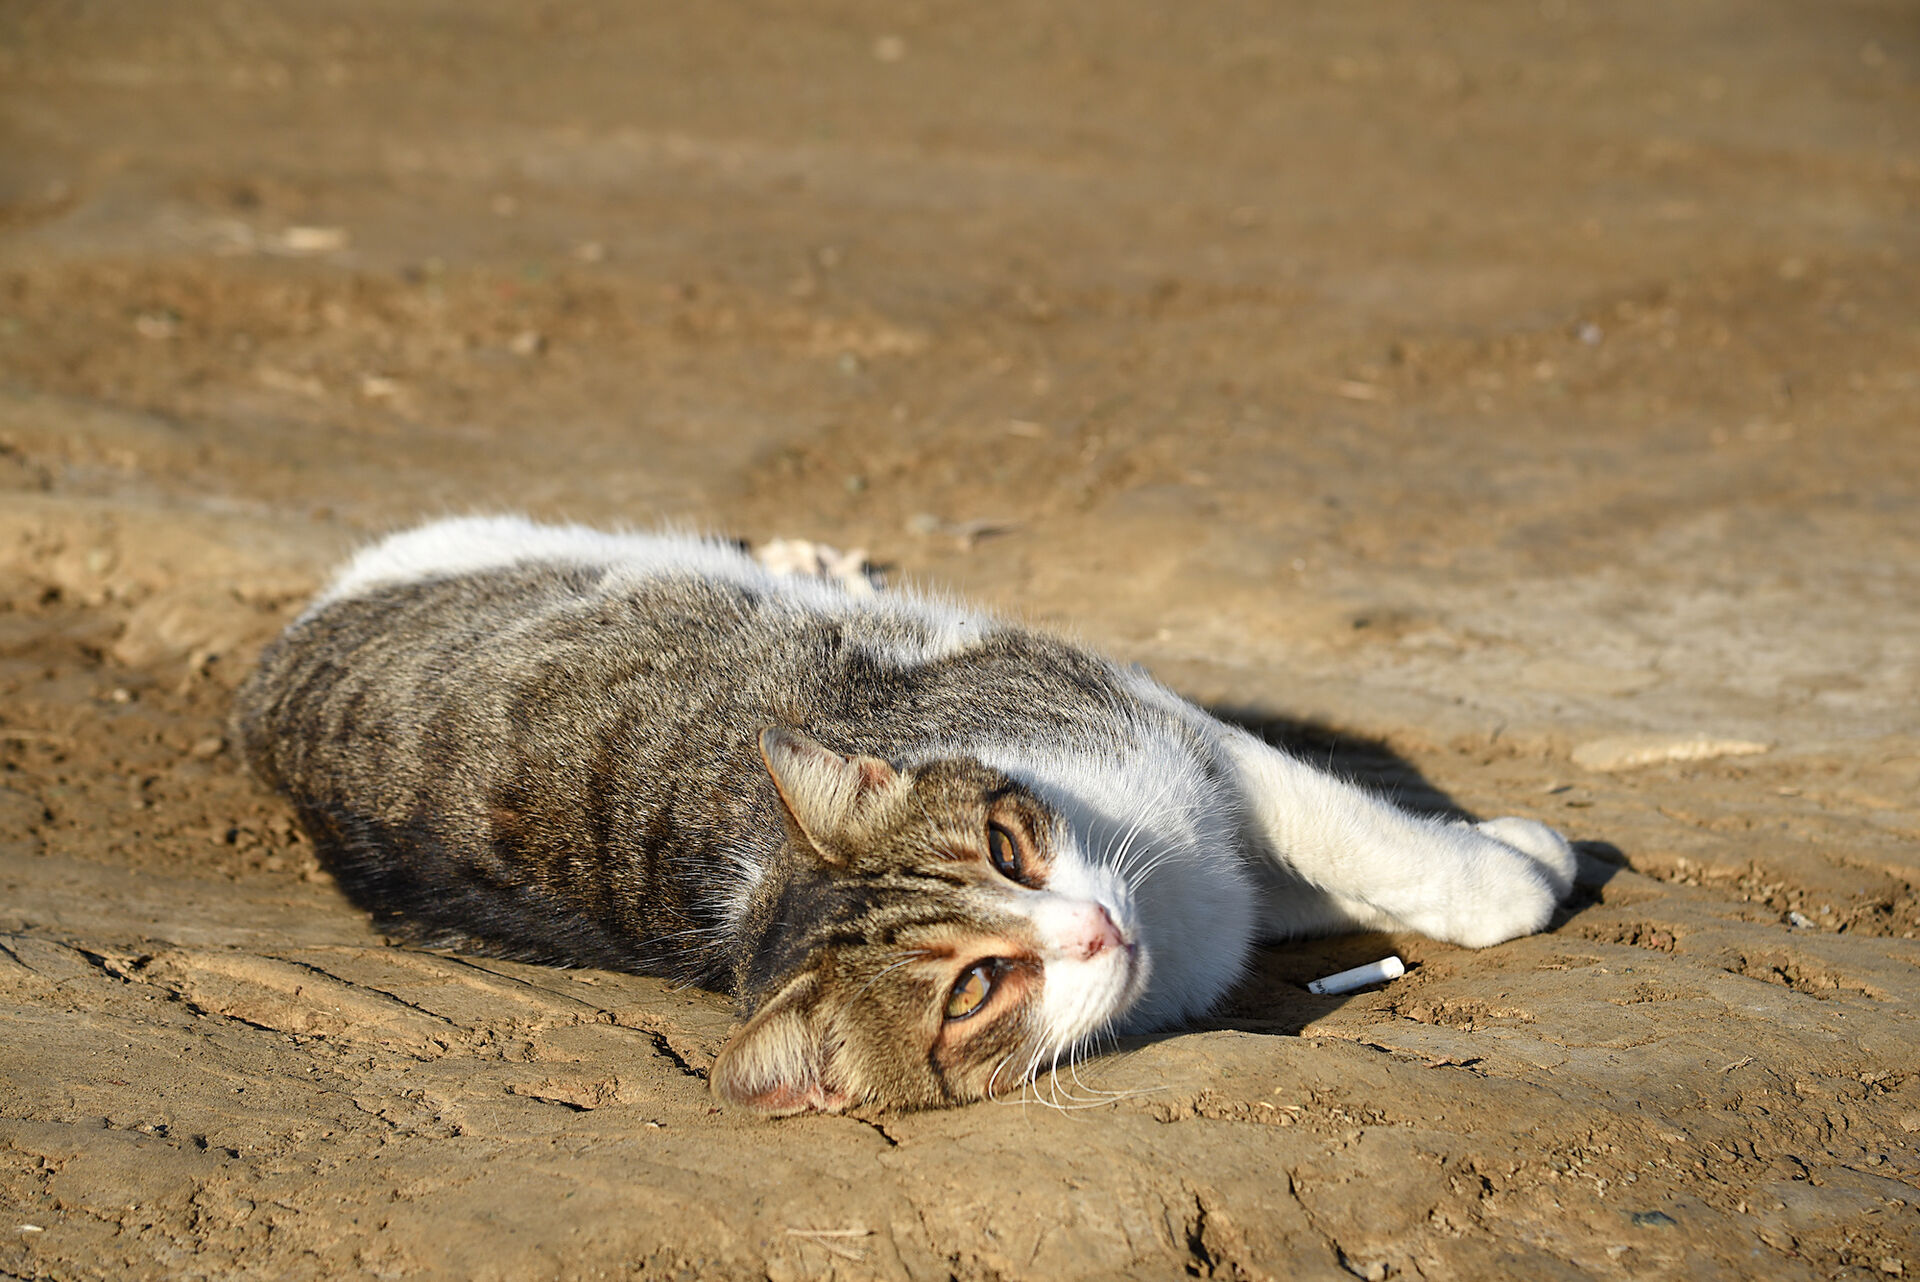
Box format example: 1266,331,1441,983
2,2,1918,1278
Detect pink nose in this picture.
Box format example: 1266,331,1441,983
1060,901,1126,961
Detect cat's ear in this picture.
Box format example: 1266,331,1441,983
758,727,897,863
710,975,851,1116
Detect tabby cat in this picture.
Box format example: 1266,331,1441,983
234,517,1577,1114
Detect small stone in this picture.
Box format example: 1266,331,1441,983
508,329,545,357
1571,735,1770,772
281,225,349,253
190,736,226,760
133,311,180,340
1879,1261,1903,1278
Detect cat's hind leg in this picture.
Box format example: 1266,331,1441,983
751,538,879,595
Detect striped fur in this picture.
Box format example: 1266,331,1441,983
235,517,1577,1113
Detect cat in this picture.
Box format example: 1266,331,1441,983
233,516,1578,1115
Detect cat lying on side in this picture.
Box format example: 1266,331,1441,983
234,517,1577,1115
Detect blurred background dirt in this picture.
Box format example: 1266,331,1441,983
1,2,1916,1279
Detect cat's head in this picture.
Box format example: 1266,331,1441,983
710,727,1147,1115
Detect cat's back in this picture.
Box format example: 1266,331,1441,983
242,515,1198,771
308,515,990,668
312,515,769,614
229,516,1213,980
234,517,1005,793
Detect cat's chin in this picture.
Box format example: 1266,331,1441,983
1036,930,1150,1054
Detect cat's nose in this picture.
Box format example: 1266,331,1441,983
1054,901,1126,962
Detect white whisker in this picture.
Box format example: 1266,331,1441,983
847,952,930,1004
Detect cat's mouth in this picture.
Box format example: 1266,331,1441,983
1035,906,1149,1051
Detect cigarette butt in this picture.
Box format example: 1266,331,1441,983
1307,955,1406,996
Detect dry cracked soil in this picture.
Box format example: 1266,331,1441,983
1,2,1918,1279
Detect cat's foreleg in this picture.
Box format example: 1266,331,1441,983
1212,725,1577,948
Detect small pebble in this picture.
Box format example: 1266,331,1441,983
281,225,349,253
508,330,545,357
133,311,180,340
190,736,226,760
1571,734,1769,772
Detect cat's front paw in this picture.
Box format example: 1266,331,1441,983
1417,817,1578,948
1473,816,1577,900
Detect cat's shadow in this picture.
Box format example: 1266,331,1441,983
1165,705,1619,1041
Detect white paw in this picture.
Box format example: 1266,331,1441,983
1417,819,1574,948
753,538,880,596
1474,816,1577,900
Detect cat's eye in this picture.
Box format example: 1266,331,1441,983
946,961,998,1020
986,823,1024,882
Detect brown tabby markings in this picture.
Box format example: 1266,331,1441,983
237,520,1583,1114
724,740,1062,1111
233,562,1136,1112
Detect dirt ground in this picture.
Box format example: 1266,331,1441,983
2,2,1917,1278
